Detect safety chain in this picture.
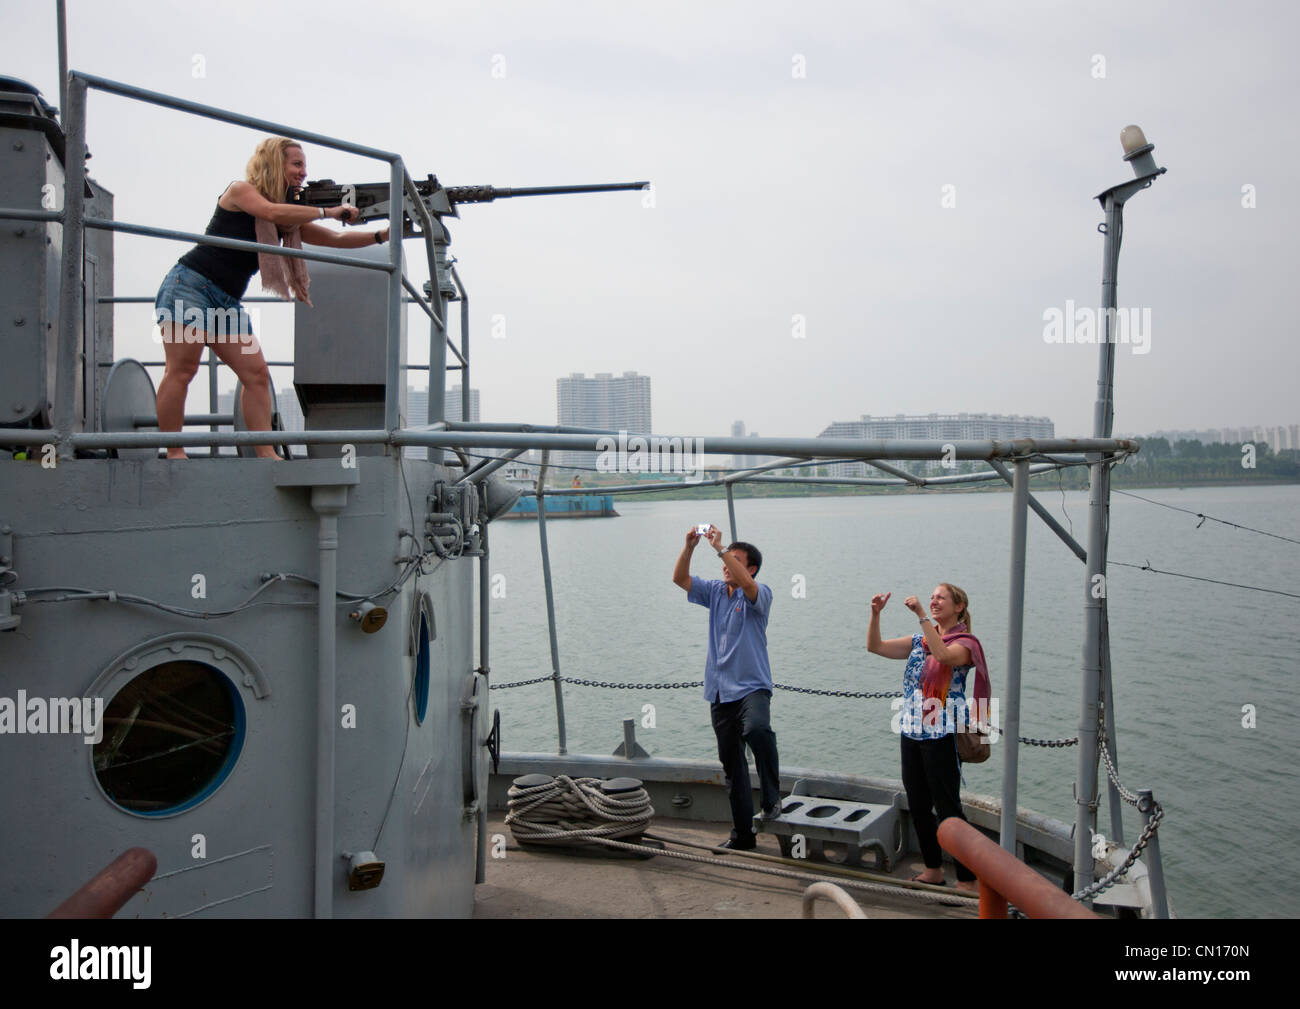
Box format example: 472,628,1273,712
1071,801,1163,902
773,682,902,699
1071,717,1164,901
488,674,555,690
488,677,1078,741
490,674,704,690
490,675,898,698
562,677,705,690
1098,729,1140,806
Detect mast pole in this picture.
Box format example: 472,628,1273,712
1073,126,1165,897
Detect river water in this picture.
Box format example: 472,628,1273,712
482,483,1300,918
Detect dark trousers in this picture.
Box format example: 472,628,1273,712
710,689,780,841
900,734,976,882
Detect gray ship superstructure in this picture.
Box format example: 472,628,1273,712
2,60,1171,919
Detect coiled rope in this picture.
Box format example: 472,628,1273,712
505,774,654,845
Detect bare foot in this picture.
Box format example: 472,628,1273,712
910,871,945,886
955,880,979,893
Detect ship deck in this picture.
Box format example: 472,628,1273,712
474,813,979,919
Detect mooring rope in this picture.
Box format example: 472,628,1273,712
503,774,974,909
504,774,654,844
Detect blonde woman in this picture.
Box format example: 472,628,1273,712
153,137,390,459
868,583,990,891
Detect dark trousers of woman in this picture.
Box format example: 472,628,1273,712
900,734,976,882
710,689,780,842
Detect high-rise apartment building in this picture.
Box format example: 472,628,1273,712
818,413,1055,476
555,371,651,469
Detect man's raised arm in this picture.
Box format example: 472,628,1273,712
673,526,701,591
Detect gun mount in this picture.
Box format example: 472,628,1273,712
290,176,649,238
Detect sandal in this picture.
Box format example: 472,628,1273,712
910,872,946,886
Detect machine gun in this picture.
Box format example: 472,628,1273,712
290,176,649,238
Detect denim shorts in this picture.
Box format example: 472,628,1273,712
154,262,255,341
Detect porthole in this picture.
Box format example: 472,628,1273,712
93,660,245,816
414,607,431,725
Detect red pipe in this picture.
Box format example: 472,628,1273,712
937,818,1099,919
47,847,158,919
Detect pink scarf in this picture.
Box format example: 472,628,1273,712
920,623,991,714
255,217,312,306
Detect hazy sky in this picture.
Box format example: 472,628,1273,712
6,0,1297,440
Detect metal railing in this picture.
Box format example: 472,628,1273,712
0,69,469,457
46,847,157,919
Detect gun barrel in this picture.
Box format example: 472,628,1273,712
446,181,650,204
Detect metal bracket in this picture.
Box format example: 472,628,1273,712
612,717,650,759
0,523,19,631
484,709,501,774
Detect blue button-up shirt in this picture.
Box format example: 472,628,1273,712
687,576,773,703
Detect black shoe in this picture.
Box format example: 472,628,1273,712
760,802,782,821
716,836,756,852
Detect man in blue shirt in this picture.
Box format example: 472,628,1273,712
673,524,780,850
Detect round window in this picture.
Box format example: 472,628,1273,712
93,660,245,816
414,608,431,725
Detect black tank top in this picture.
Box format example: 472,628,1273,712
178,199,260,299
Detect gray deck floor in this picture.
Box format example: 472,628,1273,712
474,813,980,919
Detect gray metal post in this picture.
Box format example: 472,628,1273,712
384,158,404,439
474,518,490,885
455,267,470,422
1137,789,1169,918
207,350,219,449
310,486,348,918
536,451,568,754
478,522,490,678
1101,627,1125,844
1074,468,1108,896
54,76,87,456
476,804,488,886
725,483,737,542
423,236,446,465
1074,193,1121,895
999,457,1029,852
57,0,68,118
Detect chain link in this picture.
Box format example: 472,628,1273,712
488,677,1077,743
561,677,704,690
1098,730,1140,805
490,674,703,690
1070,714,1164,901
488,675,555,690
1072,802,1164,902
773,682,902,699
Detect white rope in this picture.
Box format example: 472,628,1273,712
505,775,654,845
